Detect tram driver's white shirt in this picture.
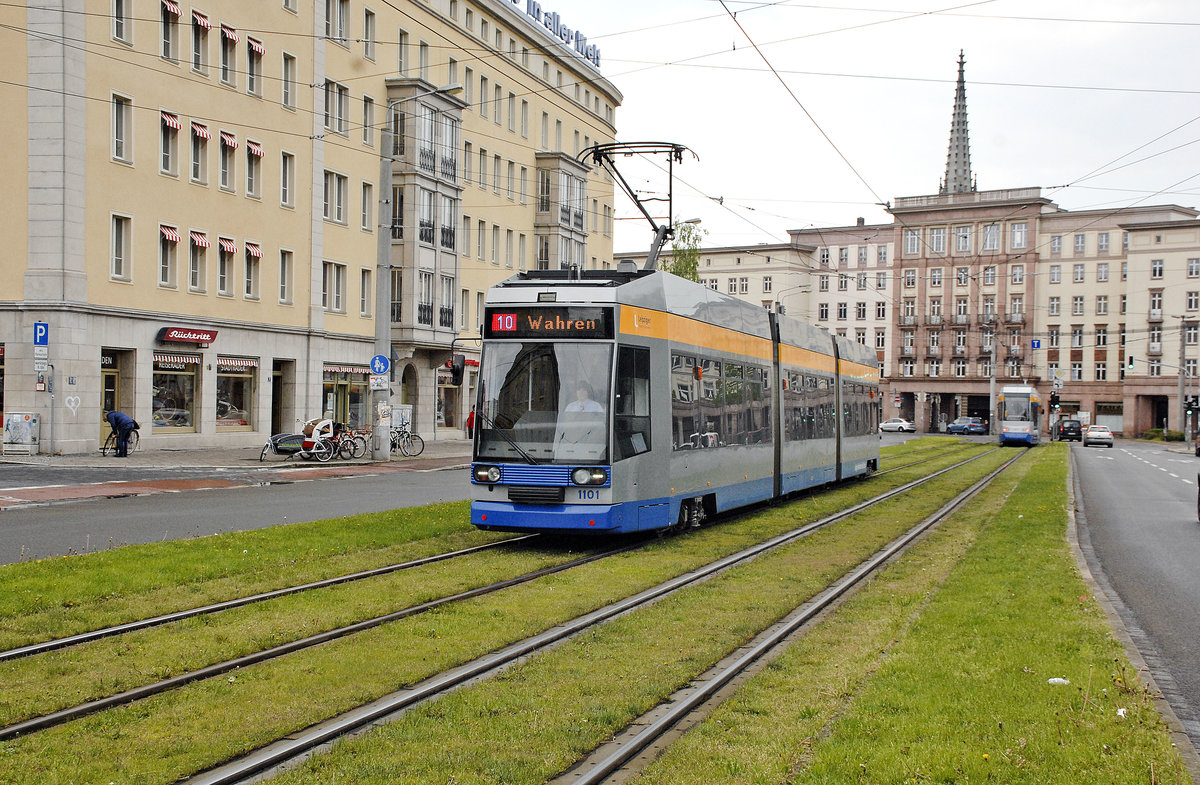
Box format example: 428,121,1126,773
565,399,603,413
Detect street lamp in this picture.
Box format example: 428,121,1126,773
373,83,463,460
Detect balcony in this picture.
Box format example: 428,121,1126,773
1150,308,1163,322
1148,341,1163,355
901,345,915,356
925,314,943,326
439,226,456,250
1007,345,1023,357
927,345,941,356
898,315,917,326
953,345,967,355
952,314,970,325
390,302,402,322
1005,312,1025,324
417,302,433,326
418,221,435,245
978,313,997,326
439,306,455,328
418,146,436,173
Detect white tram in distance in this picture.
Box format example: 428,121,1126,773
997,384,1042,446
468,266,881,534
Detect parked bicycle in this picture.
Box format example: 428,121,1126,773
101,424,140,456
390,423,425,456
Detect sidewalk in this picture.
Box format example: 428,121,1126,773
0,438,474,510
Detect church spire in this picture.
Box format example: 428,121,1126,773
940,50,974,195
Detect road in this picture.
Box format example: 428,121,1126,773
0,467,471,565
1072,440,1200,750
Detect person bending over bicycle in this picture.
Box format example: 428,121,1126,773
105,410,139,457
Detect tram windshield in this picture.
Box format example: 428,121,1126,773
475,342,612,464
1001,394,1033,421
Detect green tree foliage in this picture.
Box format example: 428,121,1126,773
663,221,705,282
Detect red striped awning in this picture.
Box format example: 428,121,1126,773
189,230,210,248
219,130,238,149
218,237,237,254
221,24,239,43
160,225,181,243
248,38,265,55
160,110,181,130
153,353,201,364
161,0,180,16
191,121,210,140
244,242,262,258
323,364,369,375
217,357,259,368
192,11,211,30
245,139,264,157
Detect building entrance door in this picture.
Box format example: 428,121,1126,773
101,369,119,439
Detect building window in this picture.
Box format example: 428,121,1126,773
837,302,847,320
818,303,828,320
1097,262,1109,282
418,188,435,244
246,39,264,95
282,53,296,108
820,248,830,266
361,182,374,231
324,80,349,134
160,111,180,174
1098,232,1110,252
819,275,829,292
1049,264,1061,283
1189,258,1200,278
956,267,969,286
903,228,919,255
982,224,999,250
1074,233,1086,254
191,12,209,72
112,94,132,162
1095,363,1107,381
244,244,260,299
1095,327,1107,347
279,250,293,303
219,131,236,191
876,302,887,319
322,261,346,312
1188,291,1200,311
903,269,916,287
418,272,434,325
189,231,208,292
877,246,888,265
1050,236,1062,254
983,266,996,286
326,0,349,41
1071,296,1084,316
363,9,376,59
929,227,946,253
111,215,131,280
1151,259,1164,279
838,274,848,291
323,170,347,222
153,354,199,432
113,0,131,42
280,151,294,206
1073,263,1085,283
930,268,942,287
955,226,971,252
360,268,372,316
216,358,256,429
1096,295,1108,315
220,25,238,86
856,301,867,319
1010,222,1027,249
362,97,374,146
161,1,179,62
217,239,235,296
875,330,886,349
762,276,772,293
1071,327,1083,348
1048,296,1060,316
1011,264,1024,284
245,140,263,197
159,225,178,287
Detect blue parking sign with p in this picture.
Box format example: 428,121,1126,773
370,354,390,374
33,322,49,346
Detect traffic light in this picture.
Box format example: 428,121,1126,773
1188,396,1197,416
1126,355,1136,370
1049,391,1060,409
447,353,465,386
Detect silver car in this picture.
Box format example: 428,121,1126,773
880,417,916,433
1083,425,1114,448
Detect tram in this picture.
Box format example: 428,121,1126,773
468,266,881,534
997,384,1041,446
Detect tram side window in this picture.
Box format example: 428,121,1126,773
615,346,651,460
671,353,697,451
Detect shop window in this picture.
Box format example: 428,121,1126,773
152,353,200,430
217,357,257,428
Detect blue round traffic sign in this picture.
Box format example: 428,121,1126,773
370,354,390,374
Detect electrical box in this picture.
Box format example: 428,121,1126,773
3,413,41,455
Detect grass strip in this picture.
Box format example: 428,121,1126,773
0,450,1011,785
635,444,1187,784
0,502,495,649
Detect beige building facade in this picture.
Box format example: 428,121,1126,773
1,0,620,454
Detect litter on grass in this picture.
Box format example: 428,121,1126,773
1048,677,1070,685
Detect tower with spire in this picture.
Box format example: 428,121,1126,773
939,50,975,194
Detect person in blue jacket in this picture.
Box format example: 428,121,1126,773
105,410,137,457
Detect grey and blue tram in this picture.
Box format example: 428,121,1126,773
997,384,1041,446
469,267,881,534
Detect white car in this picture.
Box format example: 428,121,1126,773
880,417,916,433
1083,424,1114,448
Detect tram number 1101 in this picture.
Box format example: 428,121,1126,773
577,488,602,500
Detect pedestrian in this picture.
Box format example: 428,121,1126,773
105,410,138,457
466,406,475,439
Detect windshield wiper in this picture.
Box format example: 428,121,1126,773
477,410,540,465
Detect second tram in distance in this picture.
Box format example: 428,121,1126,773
997,384,1041,446
468,265,881,534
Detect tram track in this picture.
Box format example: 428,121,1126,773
167,448,1002,785
555,448,1026,785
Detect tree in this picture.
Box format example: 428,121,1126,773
662,220,705,282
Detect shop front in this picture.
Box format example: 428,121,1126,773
322,365,369,427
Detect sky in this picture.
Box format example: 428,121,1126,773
546,0,1200,255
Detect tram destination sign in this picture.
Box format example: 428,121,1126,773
485,306,613,340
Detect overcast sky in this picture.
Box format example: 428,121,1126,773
550,1,1200,255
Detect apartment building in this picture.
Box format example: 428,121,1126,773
0,0,620,454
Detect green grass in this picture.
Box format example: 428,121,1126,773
0,449,1011,785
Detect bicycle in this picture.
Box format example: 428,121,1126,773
101,426,140,456
390,425,425,456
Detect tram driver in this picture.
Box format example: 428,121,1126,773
564,381,604,413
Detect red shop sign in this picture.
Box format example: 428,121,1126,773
157,326,218,345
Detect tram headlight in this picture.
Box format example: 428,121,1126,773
474,465,501,483
571,467,608,486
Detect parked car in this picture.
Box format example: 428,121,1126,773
880,417,916,433
1056,419,1083,441
1083,424,1114,448
947,416,986,435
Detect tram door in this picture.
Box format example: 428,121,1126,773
101,369,119,439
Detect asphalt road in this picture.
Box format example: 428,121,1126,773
1073,440,1200,748
0,467,471,565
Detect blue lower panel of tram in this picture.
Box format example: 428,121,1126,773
999,430,1037,446
472,499,661,533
